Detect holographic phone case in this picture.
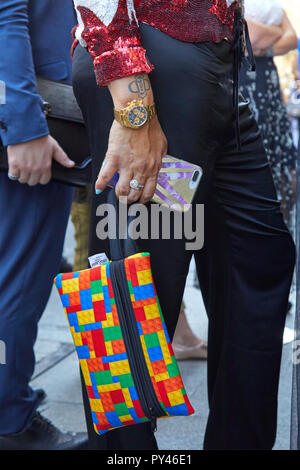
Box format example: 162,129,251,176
106,155,203,211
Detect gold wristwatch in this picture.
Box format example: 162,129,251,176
114,100,156,129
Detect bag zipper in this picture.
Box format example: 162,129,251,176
110,260,166,429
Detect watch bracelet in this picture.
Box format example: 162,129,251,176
114,102,156,128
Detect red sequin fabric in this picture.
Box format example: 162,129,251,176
74,0,241,86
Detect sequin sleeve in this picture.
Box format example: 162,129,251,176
73,0,153,86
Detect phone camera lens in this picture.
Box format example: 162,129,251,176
192,171,200,182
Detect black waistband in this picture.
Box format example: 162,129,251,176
203,39,234,62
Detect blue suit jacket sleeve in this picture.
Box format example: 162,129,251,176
0,0,49,146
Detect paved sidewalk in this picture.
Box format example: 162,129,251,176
31,220,295,450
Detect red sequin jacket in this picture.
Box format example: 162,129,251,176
73,1,241,86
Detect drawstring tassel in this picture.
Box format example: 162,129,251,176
243,20,256,72
232,9,256,151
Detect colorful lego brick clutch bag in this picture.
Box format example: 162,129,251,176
54,251,194,435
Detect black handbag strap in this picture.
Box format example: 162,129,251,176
107,189,139,261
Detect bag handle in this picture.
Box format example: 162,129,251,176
107,188,139,261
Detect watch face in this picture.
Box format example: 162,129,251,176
128,105,148,128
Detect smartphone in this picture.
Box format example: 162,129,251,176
105,155,203,211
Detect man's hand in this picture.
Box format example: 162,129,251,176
7,135,75,186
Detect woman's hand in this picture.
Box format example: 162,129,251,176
246,19,282,51
95,73,168,204
96,116,167,204
247,10,298,58
272,11,298,56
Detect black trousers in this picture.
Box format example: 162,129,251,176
72,24,296,450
